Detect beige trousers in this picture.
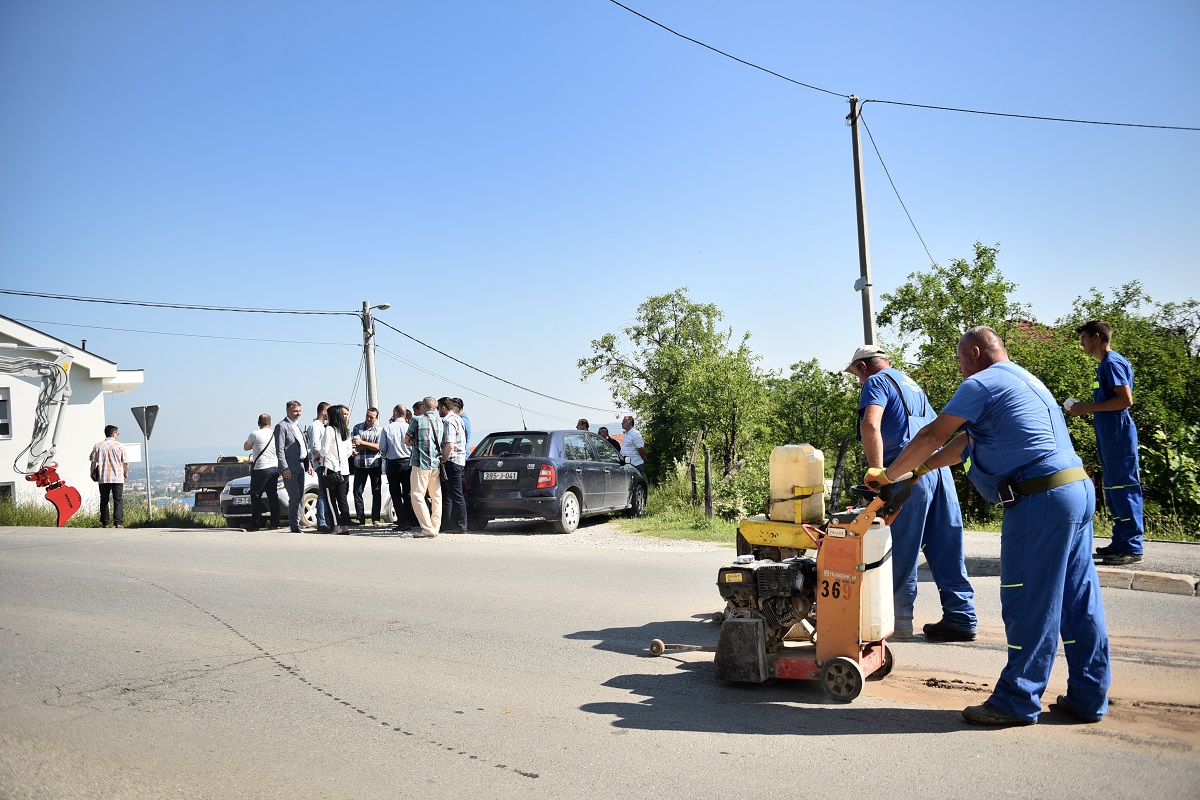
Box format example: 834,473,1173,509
409,466,442,535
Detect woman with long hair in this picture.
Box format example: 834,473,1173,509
320,404,353,533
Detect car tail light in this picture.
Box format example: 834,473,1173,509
536,464,557,488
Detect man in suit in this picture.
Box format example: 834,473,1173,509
274,400,312,532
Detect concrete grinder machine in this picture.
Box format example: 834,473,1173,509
650,477,912,702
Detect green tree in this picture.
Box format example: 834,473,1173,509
578,288,768,487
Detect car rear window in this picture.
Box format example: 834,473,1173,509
473,434,549,458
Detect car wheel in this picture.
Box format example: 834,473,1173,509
627,483,647,517
467,515,489,531
301,492,319,529
382,496,397,524
552,491,581,534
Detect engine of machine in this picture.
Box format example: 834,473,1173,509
716,556,817,644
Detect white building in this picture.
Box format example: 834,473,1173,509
0,315,143,507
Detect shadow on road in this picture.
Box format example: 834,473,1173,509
569,620,967,736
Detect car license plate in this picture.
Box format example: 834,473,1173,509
483,471,517,481
232,496,251,505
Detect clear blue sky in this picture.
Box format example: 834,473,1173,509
2,1,1197,456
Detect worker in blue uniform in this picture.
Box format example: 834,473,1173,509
1066,320,1144,565
845,344,976,642
865,327,1110,726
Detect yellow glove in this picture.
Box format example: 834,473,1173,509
913,464,931,478
864,467,891,489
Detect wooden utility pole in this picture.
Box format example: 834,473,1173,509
848,95,878,346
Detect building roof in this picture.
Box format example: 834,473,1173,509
0,314,144,393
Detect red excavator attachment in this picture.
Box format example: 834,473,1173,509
26,464,82,527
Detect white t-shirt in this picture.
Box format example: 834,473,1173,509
246,427,279,470
620,427,645,467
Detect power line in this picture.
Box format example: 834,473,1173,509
6,288,621,416
862,98,1200,132
0,288,352,315
859,114,937,267
608,1,1200,132
12,317,360,348
606,0,846,99
376,345,580,425
374,318,620,414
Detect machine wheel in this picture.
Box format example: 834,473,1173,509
552,491,581,534
649,639,666,657
467,515,490,531
820,657,865,702
867,643,894,681
711,611,726,624
626,484,647,517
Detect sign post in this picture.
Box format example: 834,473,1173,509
131,405,159,518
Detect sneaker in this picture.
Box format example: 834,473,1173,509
1052,694,1103,723
412,530,437,538
365,519,375,527
115,524,125,529
1102,552,1143,566
962,701,1035,727
890,628,916,641
923,620,978,642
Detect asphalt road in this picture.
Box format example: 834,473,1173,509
1,523,1197,799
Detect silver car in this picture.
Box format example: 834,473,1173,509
220,471,395,529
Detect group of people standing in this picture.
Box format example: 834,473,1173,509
851,319,1143,727
302,395,471,538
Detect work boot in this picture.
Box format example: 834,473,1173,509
1052,695,1103,723
962,701,1035,727
1094,544,1120,558
923,620,978,642
1102,552,1143,566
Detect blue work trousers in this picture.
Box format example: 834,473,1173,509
991,479,1111,722
1097,429,1144,554
890,467,976,631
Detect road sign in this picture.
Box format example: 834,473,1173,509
131,405,159,440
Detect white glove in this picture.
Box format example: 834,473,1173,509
1063,397,1078,411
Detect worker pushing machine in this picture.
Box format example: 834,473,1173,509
865,326,1111,726
845,344,977,641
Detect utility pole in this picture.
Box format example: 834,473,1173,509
848,95,878,346
360,300,390,412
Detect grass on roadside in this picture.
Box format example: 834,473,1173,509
621,477,1198,546
0,499,231,529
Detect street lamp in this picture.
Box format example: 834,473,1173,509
360,300,390,412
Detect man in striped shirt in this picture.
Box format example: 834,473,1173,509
89,425,129,528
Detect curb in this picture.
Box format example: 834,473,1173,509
958,557,1198,597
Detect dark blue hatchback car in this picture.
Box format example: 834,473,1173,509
464,429,648,533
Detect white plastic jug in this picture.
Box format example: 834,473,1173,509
859,519,894,641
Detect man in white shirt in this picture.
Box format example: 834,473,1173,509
306,402,330,532
620,415,647,470
351,407,384,526
244,413,281,530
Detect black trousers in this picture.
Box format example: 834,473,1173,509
385,458,415,527
325,474,351,526
249,467,281,528
440,461,468,532
99,483,124,526
353,462,382,523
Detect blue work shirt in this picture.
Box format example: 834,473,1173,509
858,367,936,465
1093,350,1137,443
942,361,1082,504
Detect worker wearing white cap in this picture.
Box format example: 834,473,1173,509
845,343,977,642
